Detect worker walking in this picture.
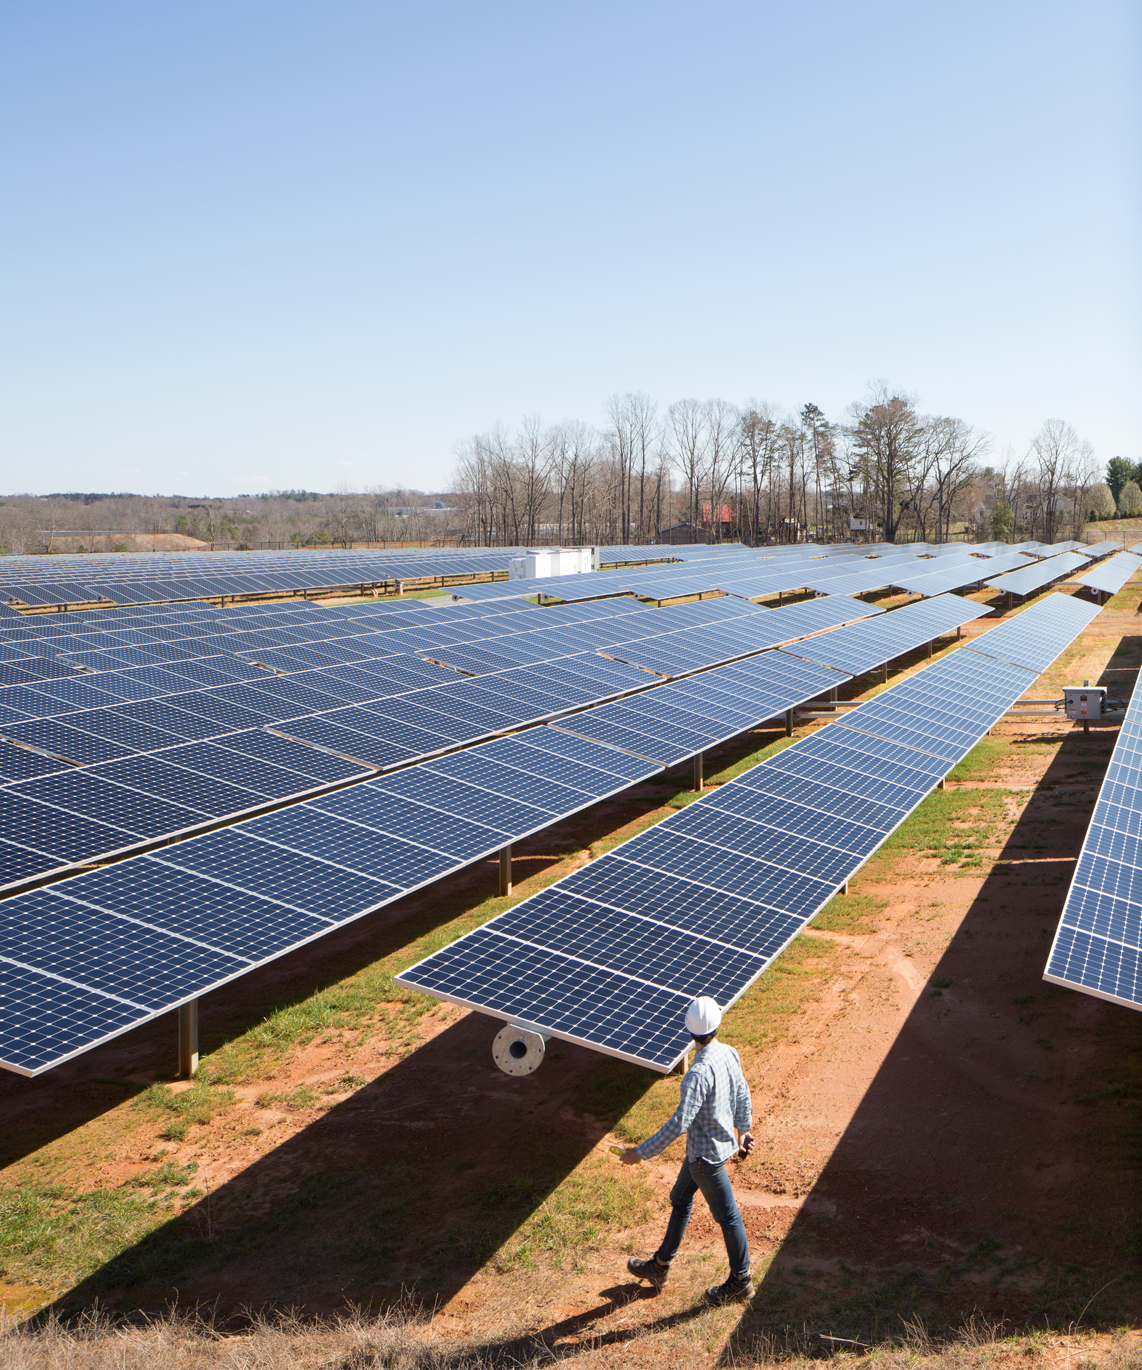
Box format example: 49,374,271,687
621,996,755,1305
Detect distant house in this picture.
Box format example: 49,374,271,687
657,522,710,545
701,502,737,538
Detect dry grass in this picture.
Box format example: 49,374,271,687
4,1307,1142,1369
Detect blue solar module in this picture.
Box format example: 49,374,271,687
1076,552,1142,597
0,839,62,886
0,790,136,863
90,754,265,817
372,766,550,837
0,743,68,783
15,771,206,840
553,708,710,765
477,735,649,797
0,960,151,1075
110,698,230,740
512,726,662,782
494,888,768,1002
240,806,458,887
617,824,836,915
986,551,1091,597
662,803,857,883
18,678,129,713
419,751,591,814
702,781,884,855
961,592,1101,673
0,889,246,1009
2,718,135,765
59,707,192,753
268,716,420,768
161,689,280,732
396,926,693,1068
310,783,507,860
154,827,399,918
214,727,373,782
559,857,804,957
243,677,355,716
72,858,333,960
146,741,324,799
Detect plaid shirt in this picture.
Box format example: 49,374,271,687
634,1040,752,1164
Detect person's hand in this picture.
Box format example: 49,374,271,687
737,1133,755,1159
621,1148,642,1166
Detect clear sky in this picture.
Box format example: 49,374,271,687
0,1,1137,497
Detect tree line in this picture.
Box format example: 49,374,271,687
0,388,1116,555
452,388,1107,547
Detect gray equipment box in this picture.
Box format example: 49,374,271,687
1063,686,1105,720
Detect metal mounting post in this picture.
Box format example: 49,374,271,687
178,999,199,1079
499,844,513,897
938,777,947,790
693,752,704,791
785,709,793,737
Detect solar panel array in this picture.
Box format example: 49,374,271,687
1045,684,1142,1009
0,582,1004,1075
1075,552,1142,598
397,594,1102,1070
986,550,1092,598
0,543,692,610
454,541,1038,607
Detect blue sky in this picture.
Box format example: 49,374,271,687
0,1,1137,497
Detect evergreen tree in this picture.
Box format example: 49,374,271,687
1106,456,1135,503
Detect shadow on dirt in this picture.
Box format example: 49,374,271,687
724,641,1142,1358
41,1007,663,1319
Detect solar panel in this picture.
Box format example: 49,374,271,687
0,743,67,783
0,889,246,1009
70,858,332,960
960,592,1099,673
0,790,136,864
213,727,373,782
240,806,458,887
0,960,151,1075
154,827,399,918
16,770,206,840
309,783,507,861
511,726,661,782
1076,552,1142,597
2,718,135,765
268,717,420,768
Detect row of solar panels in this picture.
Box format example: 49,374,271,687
1075,552,1142,598
397,594,1103,1070
0,590,1002,1075
985,549,1093,597
455,539,1110,608
0,544,710,609
1047,620,1142,1008
0,596,896,893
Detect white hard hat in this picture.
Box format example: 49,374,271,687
685,996,722,1035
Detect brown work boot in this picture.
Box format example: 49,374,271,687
627,1255,670,1291
704,1273,755,1305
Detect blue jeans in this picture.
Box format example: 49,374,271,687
654,1156,750,1280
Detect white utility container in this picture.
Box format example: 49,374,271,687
507,548,595,579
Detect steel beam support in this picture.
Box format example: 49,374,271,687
178,1000,199,1079
499,845,513,897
